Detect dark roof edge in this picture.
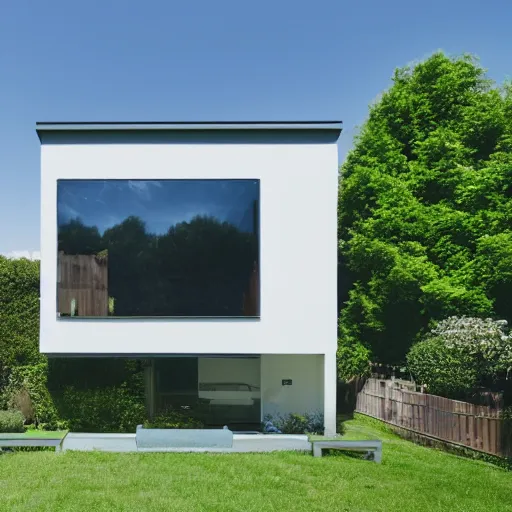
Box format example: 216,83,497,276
37,120,342,127
36,122,342,144
36,121,342,135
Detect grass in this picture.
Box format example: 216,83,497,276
0,416,511,512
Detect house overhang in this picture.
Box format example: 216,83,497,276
36,121,342,145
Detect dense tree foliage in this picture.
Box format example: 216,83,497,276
338,53,512,374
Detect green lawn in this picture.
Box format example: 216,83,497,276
0,416,510,512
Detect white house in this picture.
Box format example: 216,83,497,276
37,121,342,435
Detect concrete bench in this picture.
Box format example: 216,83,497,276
136,425,233,452
312,440,382,463
0,435,65,452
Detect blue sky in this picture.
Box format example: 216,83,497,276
1,0,511,257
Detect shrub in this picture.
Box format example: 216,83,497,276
263,412,325,435
6,387,34,423
263,420,282,433
407,316,512,399
57,385,146,433
2,363,61,429
0,410,25,433
143,408,204,429
407,336,479,398
432,316,512,376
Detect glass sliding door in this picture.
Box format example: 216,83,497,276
198,357,261,430
152,356,261,430
154,357,199,412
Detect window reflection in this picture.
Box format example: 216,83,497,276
57,179,260,318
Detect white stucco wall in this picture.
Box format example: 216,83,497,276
261,354,324,417
40,139,338,357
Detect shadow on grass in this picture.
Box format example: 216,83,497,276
320,449,371,461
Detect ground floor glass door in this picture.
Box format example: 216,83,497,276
152,356,261,431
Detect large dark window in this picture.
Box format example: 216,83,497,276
57,179,260,318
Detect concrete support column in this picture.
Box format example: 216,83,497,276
144,360,156,419
323,352,337,436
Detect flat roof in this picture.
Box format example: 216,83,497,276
36,121,342,144
37,120,341,131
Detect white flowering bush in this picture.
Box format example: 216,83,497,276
407,316,512,399
432,317,512,376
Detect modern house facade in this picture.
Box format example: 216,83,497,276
37,121,342,435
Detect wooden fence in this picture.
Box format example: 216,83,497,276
356,378,511,458
58,252,109,317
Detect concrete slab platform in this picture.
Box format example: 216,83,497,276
61,432,311,453
62,433,137,452
232,434,311,452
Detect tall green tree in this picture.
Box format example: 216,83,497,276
338,53,512,374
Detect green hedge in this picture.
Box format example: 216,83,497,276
143,408,204,429
0,257,150,433
0,257,43,389
47,358,144,393
1,360,147,433
56,385,146,433
1,363,63,430
47,358,146,432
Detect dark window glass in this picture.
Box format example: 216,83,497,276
57,179,260,317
